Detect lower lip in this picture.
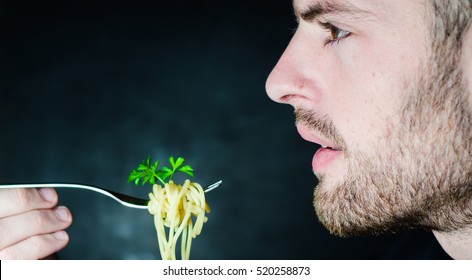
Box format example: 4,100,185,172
312,148,342,171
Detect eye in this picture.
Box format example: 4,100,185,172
318,21,351,46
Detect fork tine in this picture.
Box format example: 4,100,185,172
204,180,222,193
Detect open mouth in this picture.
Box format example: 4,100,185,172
296,125,342,151
320,145,342,151
296,125,344,171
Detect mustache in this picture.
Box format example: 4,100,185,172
295,108,346,149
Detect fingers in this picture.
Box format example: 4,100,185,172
0,188,73,260
0,188,58,217
0,206,73,250
0,231,70,260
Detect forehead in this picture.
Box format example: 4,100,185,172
292,0,429,33
293,0,377,12
292,0,414,19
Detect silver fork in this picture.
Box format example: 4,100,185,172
0,180,222,210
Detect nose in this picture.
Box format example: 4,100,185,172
265,29,323,108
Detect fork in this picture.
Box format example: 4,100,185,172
0,180,222,210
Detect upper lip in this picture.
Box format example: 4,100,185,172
296,125,342,150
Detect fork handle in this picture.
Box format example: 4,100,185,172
0,183,149,209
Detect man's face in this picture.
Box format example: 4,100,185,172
266,0,472,236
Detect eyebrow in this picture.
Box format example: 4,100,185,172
295,0,373,22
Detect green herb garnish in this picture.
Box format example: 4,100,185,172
128,156,194,186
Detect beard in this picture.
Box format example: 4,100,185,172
299,41,472,237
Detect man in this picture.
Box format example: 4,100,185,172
266,0,472,259
0,188,72,259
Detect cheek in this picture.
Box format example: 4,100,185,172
327,59,406,151
332,97,394,153
323,30,426,152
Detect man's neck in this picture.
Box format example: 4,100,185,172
433,228,472,259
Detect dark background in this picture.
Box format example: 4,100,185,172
0,0,450,259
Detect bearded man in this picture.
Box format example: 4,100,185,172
266,0,472,259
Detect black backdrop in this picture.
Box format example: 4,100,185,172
0,0,450,259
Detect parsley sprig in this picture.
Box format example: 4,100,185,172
128,156,194,186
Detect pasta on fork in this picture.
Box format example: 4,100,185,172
129,155,211,259
148,180,210,260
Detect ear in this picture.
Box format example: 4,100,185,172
460,23,472,106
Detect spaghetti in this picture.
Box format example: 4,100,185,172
147,179,210,260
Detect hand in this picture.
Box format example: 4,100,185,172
0,188,72,259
